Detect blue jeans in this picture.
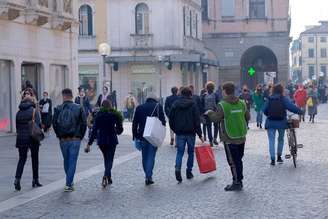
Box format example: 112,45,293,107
175,135,196,172
267,129,285,160
60,140,81,187
256,111,263,125
141,140,157,180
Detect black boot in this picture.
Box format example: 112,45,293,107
102,176,108,188
145,178,154,186
224,182,242,191
32,179,43,188
270,159,275,166
277,156,284,164
175,170,182,183
14,178,21,191
186,170,194,180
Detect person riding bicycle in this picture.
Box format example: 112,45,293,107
263,84,303,166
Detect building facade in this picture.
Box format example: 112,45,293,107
0,0,79,134
78,0,218,109
299,22,328,82
290,39,302,83
202,0,291,89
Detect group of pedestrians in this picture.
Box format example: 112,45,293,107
13,78,318,193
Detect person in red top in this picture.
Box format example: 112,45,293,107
293,84,307,121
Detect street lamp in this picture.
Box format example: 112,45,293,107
98,43,111,92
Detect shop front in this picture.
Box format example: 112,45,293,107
0,60,12,133
79,65,99,105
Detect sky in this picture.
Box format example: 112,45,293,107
290,0,328,39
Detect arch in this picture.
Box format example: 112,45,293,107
240,46,278,89
79,4,93,36
135,3,150,34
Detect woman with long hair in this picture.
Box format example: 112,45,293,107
14,90,42,191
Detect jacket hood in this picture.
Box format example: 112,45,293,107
19,100,35,110
175,97,194,109
223,95,240,104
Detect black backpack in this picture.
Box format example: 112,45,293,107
56,103,77,136
267,97,285,121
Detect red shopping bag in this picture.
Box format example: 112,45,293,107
195,144,217,174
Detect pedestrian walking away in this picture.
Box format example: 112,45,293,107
132,93,166,186
85,100,124,188
53,88,87,192
14,90,43,191
307,85,319,123
39,91,52,133
169,87,204,183
294,84,307,122
252,84,265,129
202,81,219,147
164,86,179,146
263,84,303,166
214,82,250,191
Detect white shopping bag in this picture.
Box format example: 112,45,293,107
143,104,166,147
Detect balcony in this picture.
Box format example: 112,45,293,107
183,36,204,52
78,35,96,51
130,34,154,50
0,0,26,20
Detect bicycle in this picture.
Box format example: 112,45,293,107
285,114,303,168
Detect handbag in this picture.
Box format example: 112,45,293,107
195,144,217,174
29,109,44,142
307,97,313,107
143,104,166,147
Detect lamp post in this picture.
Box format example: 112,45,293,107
158,55,163,104
98,43,111,92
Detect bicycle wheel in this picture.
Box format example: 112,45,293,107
290,129,297,168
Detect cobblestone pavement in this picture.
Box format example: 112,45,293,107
1,105,328,218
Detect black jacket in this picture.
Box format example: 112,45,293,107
132,98,166,141
16,100,41,148
164,94,179,116
74,96,92,116
88,109,123,147
52,100,87,139
169,97,202,137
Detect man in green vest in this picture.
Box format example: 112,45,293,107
217,82,250,191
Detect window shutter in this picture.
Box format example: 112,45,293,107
87,6,93,35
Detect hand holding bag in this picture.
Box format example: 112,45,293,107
195,144,217,174
143,104,166,147
29,109,44,143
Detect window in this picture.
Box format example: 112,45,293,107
183,7,186,36
321,48,327,58
190,10,192,37
185,7,191,36
221,0,235,17
293,57,297,66
308,37,314,43
308,49,315,58
299,57,302,65
308,65,315,79
320,65,327,74
135,3,149,34
196,13,198,39
79,5,93,36
201,0,208,20
249,0,265,19
320,37,327,43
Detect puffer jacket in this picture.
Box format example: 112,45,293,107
16,100,41,148
169,97,202,137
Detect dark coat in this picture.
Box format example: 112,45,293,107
164,94,179,116
75,96,92,116
192,95,203,114
88,110,123,147
132,98,166,141
96,94,112,108
169,97,202,137
39,98,52,127
52,100,87,139
263,94,302,129
16,100,41,148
